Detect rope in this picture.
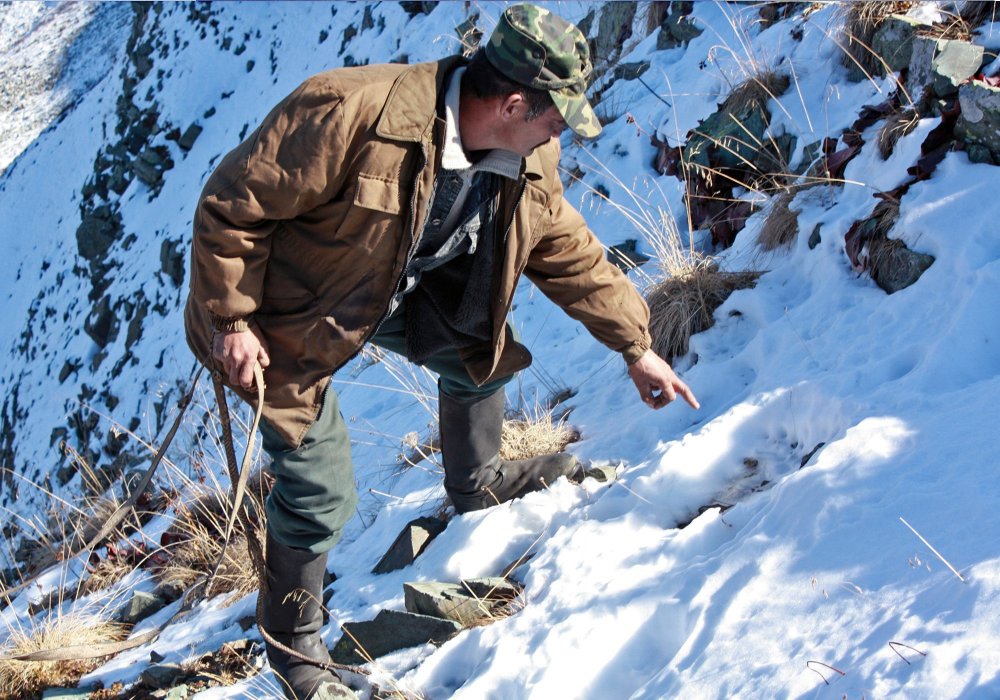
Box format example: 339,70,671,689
211,367,370,678
0,364,370,676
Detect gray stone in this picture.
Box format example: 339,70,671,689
41,688,93,699
870,239,935,294
372,516,447,574
330,609,461,664
657,5,702,51
607,239,650,272
808,223,822,250
119,590,167,625
957,80,1000,161
908,37,984,101
164,685,189,700
593,2,635,65
871,15,922,73
612,61,650,82
584,465,619,483
84,295,118,348
403,580,518,626
141,663,185,689
460,577,522,601
177,123,202,151
160,237,185,287
76,206,121,260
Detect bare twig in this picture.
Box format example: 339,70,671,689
806,659,846,685
889,640,927,665
899,517,967,583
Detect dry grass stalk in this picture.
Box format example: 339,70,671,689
156,474,271,602
840,1,912,78
759,191,800,250
916,2,998,41
877,108,920,158
78,556,134,597
0,610,127,699
500,406,578,462
722,70,791,114
646,263,762,362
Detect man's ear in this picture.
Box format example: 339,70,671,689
498,93,527,122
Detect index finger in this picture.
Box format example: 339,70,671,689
676,381,700,410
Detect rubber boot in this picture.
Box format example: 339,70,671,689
438,389,582,513
262,533,353,700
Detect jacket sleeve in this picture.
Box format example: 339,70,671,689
523,148,653,365
189,81,348,328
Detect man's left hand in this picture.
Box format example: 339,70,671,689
627,349,699,410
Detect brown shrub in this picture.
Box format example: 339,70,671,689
758,191,800,250
646,262,762,361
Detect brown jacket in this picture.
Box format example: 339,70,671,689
185,57,652,447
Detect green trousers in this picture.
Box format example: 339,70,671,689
260,307,515,553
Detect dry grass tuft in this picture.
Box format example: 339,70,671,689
877,108,920,158
156,473,271,602
758,191,800,250
0,609,127,699
646,262,762,362
840,1,912,78
79,555,135,597
500,406,579,462
723,70,791,114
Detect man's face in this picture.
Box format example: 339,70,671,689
503,105,567,157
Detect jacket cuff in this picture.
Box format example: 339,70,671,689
209,313,252,333
621,338,651,366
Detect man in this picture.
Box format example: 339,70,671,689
185,5,698,698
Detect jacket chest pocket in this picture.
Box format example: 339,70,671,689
354,173,403,215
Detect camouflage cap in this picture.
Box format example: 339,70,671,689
485,4,601,138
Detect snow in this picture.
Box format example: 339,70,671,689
0,2,998,699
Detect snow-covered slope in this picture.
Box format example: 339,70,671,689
0,2,998,699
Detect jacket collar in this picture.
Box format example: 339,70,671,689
376,55,543,182
376,57,464,143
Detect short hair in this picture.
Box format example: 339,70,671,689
461,49,553,120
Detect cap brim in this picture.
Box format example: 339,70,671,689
551,90,602,138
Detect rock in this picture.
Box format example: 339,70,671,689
607,239,650,272
164,685,189,700
141,663,185,689
125,296,149,349
58,359,80,383
160,238,186,287
454,16,481,52
372,516,447,574
908,37,984,102
808,223,822,250
177,123,202,151
330,609,461,664
84,295,118,348
584,465,619,483
612,61,650,82
657,3,702,51
871,15,921,73
869,238,934,294
76,205,122,260
460,577,522,602
133,146,174,188
403,579,521,626
956,80,1000,162
119,590,167,625
593,2,635,65
399,1,437,18
41,688,93,699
